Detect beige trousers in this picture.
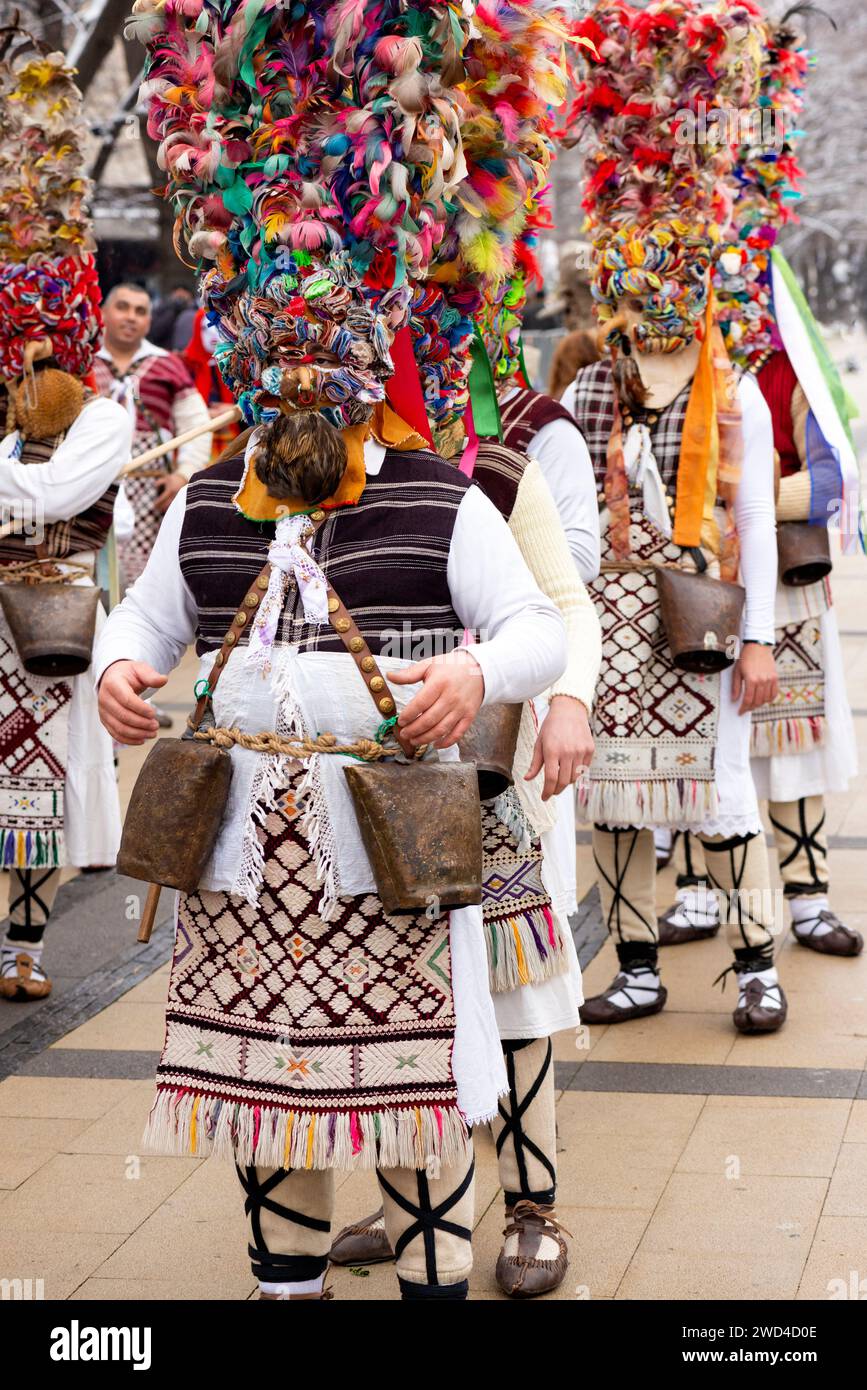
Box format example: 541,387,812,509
491,1037,557,1208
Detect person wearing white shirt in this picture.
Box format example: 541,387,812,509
95,410,566,1303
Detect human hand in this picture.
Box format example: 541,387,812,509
732,643,779,715
391,648,485,748
98,660,166,744
525,695,595,801
155,472,187,513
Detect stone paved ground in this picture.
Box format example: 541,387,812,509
2,351,867,1302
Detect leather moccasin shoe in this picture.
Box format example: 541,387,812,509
329,1208,394,1267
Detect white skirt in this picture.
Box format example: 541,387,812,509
493,783,584,1042
751,605,857,802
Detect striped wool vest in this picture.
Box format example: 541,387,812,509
471,440,529,525
0,426,117,565
498,387,578,459
179,448,472,656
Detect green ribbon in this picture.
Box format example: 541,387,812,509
517,336,532,389
468,325,503,441
771,249,857,447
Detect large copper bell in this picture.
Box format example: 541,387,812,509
117,739,233,893
457,703,523,801
344,760,482,914
655,567,745,674
0,584,102,677
777,521,832,587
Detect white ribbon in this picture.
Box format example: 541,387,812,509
246,513,330,674
624,422,672,539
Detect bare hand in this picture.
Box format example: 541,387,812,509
525,695,595,801
98,660,166,745
391,649,485,748
731,643,779,715
155,472,187,513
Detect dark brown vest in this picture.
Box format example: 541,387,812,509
498,386,579,459
179,448,472,656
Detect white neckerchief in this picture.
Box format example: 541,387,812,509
623,421,672,538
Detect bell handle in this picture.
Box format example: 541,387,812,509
138,883,162,943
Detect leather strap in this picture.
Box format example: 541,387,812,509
190,559,273,730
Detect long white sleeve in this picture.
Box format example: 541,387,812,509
447,484,567,706
0,397,132,523
93,488,197,684
173,389,213,479
528,417,601,583
735,372,778,643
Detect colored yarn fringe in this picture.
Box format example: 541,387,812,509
0,827,63,870
577,776,719,830
750,714,825,759
143,1087,471,1172
485,904,569,994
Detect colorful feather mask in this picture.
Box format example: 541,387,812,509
567,0,764,352
131,0,473,425
714,6,812,368
0,25,102,381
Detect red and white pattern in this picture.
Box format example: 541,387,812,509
0,616,71,867
144,793,466,1171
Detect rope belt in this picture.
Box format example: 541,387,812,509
0,560,90,585
189,719,427,764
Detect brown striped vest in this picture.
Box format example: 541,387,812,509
179,448,472,656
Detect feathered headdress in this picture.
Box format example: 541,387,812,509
714,5,812,367
411,1,576,449
0,24,102,381
569,0,764,353
130,0,472,427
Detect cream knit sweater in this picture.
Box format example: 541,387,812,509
505,456,602,835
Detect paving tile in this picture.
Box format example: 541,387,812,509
0,1151,200,1234
824,1143,867,1218
0,1231,126,1300
725,1020,867,1072
675,1096,850,1178
0,1149,56,1189
93,1204,252,1287
588,1010,734,1065
65,1082,156,1156
0,1075,136,1119
0,1115,91,1150
618,1172,827,1300
555,1090,703,1210
843,1100,867,1143
19,1049,161,1080
796,1216,867,1301
118,967,171,1005
51,1000,167,1052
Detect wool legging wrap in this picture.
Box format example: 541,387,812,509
768,795,829,898
593,825,776,956
238,1155,475,1297
6,868,62,944
491,1037,557,1208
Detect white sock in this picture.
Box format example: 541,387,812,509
737,966,783,1011
667,885,719,929
259,1275,325,1298
789,895,834,937
606,966,661,1011
1,939,45,978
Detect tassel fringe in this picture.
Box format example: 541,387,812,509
577,777,718,828
0,827,63,869
143,1088,471,1172
485,904,569,993
750,715,825,758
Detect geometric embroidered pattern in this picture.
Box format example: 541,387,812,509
0,616,71,867
481,808,568,992
155,796,458,1121
751,617,825,755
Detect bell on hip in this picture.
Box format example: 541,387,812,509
777,521,832,587
117,739,233,893
0,584,101,678
655,567,745,675
457,703,523,801
344,760,482,914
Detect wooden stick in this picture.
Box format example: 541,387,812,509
138,882,162,944
0,406,243,541
119,405,242,476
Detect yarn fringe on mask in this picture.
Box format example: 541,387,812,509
143,1087,471,1172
